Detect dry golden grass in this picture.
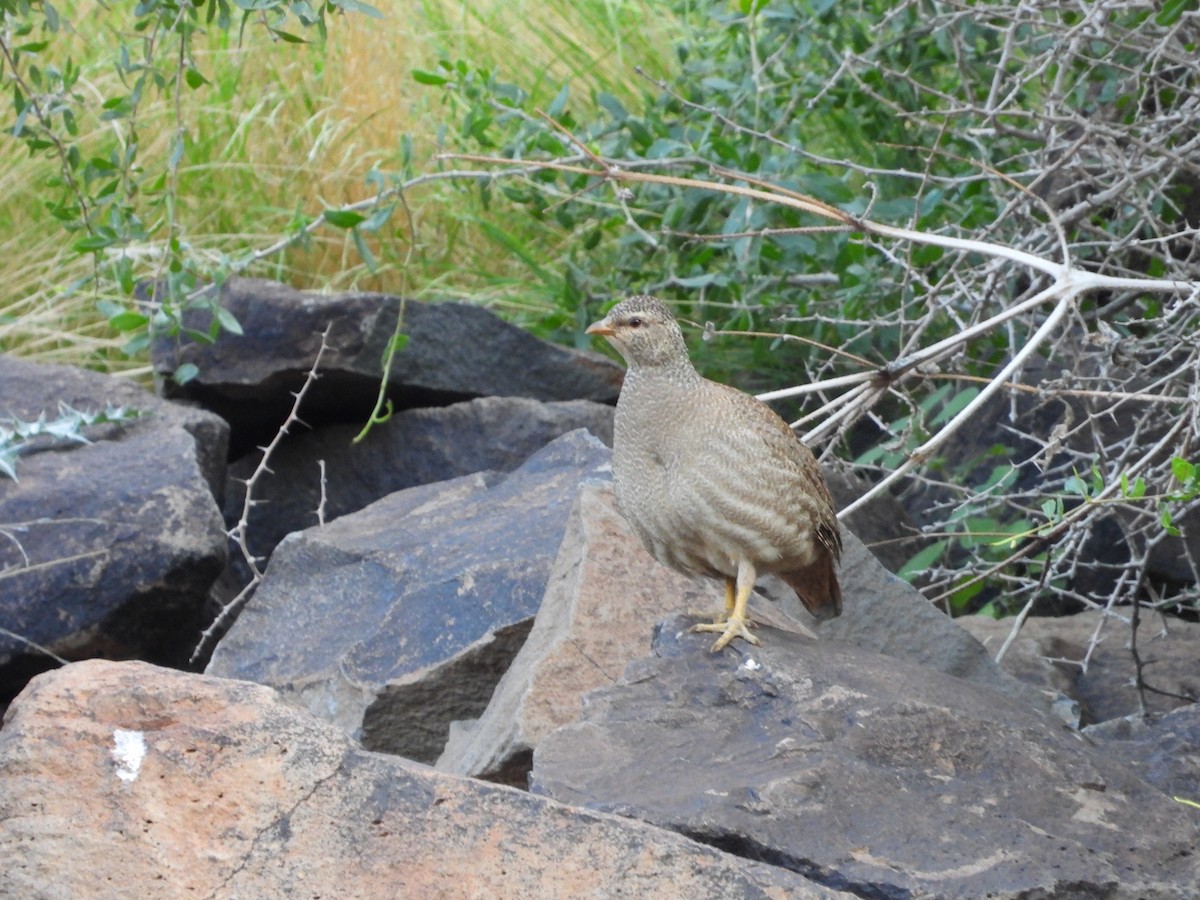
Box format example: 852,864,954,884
0,0,686,370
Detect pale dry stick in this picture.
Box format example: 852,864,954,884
980,413,1193,665
437,151,1200,519
456,156,1195,446
0,627,70,666
440,152,1197,295
316,459,328,527
190,324,333,665
936,410,1190,609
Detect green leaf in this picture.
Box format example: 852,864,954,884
107,311,150,332
323,209,367,229
1171,457,1196,486
184,67,209,90
385,333,409,356
546,83,570,119
352,227,377,272
1160,506,1182,537
268,28,308,44
1156,0,1191,26
1064,473,1089,498
332,0,384,17
412,69,449,86
897,539,948,580
174,363,200,385
215,307,243,336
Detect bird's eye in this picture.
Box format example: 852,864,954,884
627,317,643,328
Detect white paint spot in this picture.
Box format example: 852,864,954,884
112,729,146,782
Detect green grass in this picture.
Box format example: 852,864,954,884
0,0,689,373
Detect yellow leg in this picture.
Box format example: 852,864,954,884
690,562,760,652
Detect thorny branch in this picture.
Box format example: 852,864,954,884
433,2,1200,715
190,323,333,665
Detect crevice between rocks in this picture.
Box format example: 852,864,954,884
681,828,911,900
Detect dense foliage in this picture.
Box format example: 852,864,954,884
422,0,1200,627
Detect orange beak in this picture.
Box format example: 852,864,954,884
586,320,614,337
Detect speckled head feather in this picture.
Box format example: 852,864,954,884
585,295,695,373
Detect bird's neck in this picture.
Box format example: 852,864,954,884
623,358,703,394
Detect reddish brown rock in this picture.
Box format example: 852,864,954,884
436,482,715,783
0,659,840,899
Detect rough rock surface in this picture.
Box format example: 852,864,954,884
437,482,714,783
0,356,227,709
206,429,611,763
0,659,843,899
787,524,1051,711
531,615,1200,899
438,478,1046,787
152,277,623,453
221,396,614,588
957,609,1200,724
1085,703,1200,802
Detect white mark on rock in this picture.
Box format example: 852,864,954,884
740,657,761,672
112,729,146,782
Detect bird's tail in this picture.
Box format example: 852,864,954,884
779,553,842,621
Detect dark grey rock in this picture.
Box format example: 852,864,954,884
221,396,614,588
1085,703,1200,802
152,277,623,454
0,356,228,708
792,528,1053,711
532,615,1200,898
958,610,1200,725
206,429,611,763
438,479,1046,788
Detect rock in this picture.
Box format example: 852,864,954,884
957,610,1200,724
0,659,843,899
206,429,611,764
436,482,714,783
439,480,1049,788
824,467,922,577
0,356,227,711
1084,704,1200,802
531,615,1200,898
798,525,1052,711
152,277,623,454
221,396,614,588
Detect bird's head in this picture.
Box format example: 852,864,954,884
586,295,693,372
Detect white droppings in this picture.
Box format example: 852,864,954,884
112,729,146,782
740,657,761,672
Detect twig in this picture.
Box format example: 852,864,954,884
190,323,333,665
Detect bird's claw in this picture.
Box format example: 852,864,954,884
690,616,760,652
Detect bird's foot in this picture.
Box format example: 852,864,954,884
690,615,760,653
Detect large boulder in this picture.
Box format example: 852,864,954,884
531,616,1200,898
0,659,840,898
438,480,1049,786
206,429,611,763
0,356,227,711
152,277,623,454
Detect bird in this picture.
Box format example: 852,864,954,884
586,294,842,652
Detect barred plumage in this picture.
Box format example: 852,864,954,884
587,295,842,652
